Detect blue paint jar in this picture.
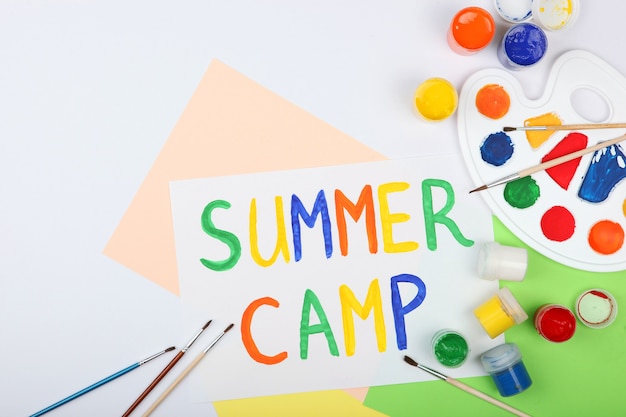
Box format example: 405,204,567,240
480,343,532,397
497,23,548,71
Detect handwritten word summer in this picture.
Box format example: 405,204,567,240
198,179,474,364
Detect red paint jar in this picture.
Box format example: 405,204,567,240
534,304,576,342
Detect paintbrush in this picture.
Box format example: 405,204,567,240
403,356,531,417
469,133,626,193
29,346,175,417
141,323,235,417
503,122,626,132
121,319,212,417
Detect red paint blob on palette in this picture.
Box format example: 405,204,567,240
542,132,587,190
540,206,575,242
588,220,625,255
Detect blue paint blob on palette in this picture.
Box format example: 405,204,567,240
458,50,626,272
579,144,626,203
480,132,514,166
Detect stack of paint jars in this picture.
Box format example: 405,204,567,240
414,1,580,122
427,242,618,399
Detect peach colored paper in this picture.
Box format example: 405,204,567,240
103,59,385,413
103,59,385,296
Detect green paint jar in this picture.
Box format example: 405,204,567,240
431,329,470,368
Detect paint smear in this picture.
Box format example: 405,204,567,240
541,205,575,242
504,176,540,208
524,112,562,148
588,220,625,255
578,143,626,203
480,131,514,166
476,84,510,119
542,132,588,190
623,199,626,217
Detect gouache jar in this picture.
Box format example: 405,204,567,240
474,288,528,338
414,78,458,122
494,0,533,23
497,23,548,71
431,329,470,368
477,242,528,282
481,343,532,397
447,7,495,55
532,0,579,31
534,304,576,342
575,289,618,329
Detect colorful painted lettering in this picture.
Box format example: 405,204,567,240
200,180,472,270
422,179,474,250
200,200,241,271
340,279,386,356
300,289,340,359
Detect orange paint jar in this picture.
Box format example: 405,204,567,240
447,7,495,55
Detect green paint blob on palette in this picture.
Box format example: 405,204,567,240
458,50,626,272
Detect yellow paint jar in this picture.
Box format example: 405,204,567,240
414,78,458,122
474,288,528,338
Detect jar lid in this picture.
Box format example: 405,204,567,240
494,0,533,23
480,342,522,373
498,287,529,324
477,242,528,281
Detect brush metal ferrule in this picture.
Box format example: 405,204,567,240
183,320,212,351
520,126,546,131
417,363,447,380
183,328,205,352
486,172,520,189
138,348,172,365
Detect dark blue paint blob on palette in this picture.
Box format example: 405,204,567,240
480,132,514,166
578,143,626,203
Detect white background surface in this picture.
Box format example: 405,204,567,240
2,1,625,416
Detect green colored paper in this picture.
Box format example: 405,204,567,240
365,216,626,416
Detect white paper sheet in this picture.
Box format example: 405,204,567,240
169,153,499,402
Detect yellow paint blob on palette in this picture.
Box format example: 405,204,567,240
524,112,562,148
458,50,626,272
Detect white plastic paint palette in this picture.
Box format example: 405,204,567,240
458,50,626,272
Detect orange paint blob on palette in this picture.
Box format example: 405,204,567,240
524,112,562,148
457,50,626,272
476,84,510,119
589,220,625,255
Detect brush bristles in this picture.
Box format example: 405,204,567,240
224,323,235,333
469,184,487,194
403,355,418,367
503,127,516,132
165,346,176,352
